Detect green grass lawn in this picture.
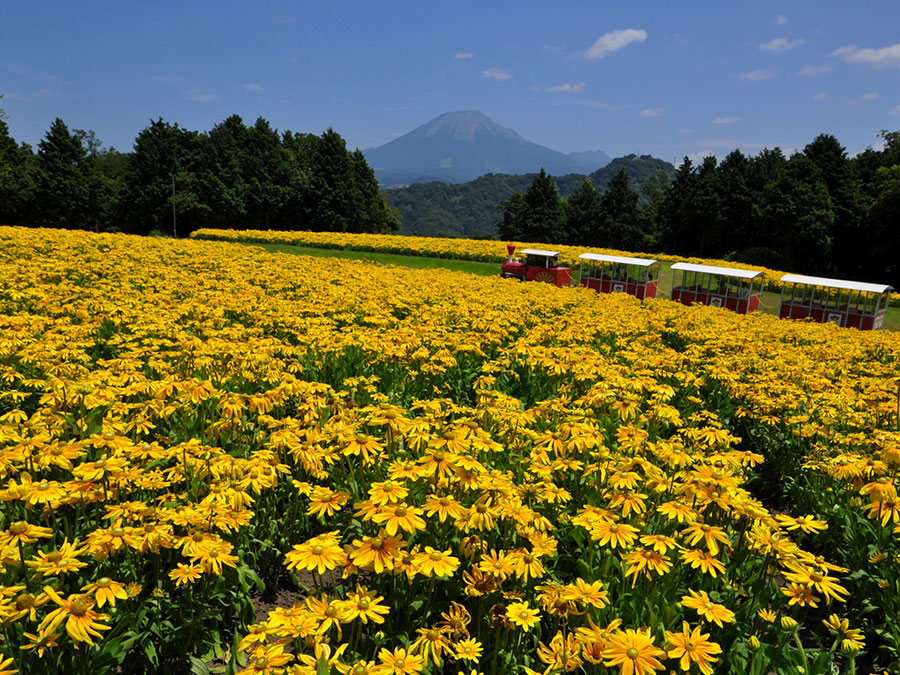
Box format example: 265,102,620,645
256,243,501,276
255,243,900,331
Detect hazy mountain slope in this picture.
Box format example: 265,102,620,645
364,111,610,186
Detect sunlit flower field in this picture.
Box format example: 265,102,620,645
1,226,899,674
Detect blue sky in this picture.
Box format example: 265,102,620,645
2,1,899,164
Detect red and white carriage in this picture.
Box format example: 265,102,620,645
779,274,893,330
670,262,764,314
578,253,660,300
501,245,572,287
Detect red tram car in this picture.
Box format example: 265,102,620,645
670,262,764,314
578,253,660,300
779,274,892,330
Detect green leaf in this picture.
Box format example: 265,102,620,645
143,640,159,667
190,656,212,675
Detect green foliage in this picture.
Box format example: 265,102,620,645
35,118,104,230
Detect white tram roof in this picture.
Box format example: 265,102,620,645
780,273,893,295
520,248,561,257
671,262,764,280
579,252,659,267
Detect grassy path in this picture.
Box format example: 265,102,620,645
255,242,900,330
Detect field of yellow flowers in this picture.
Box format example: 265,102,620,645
1,226,900,674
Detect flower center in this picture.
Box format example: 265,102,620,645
358,599,370,610
430,551,442,561
97,577,111,588
16,593,34,610
9,521,28,536
71,599,89,616
312,545,324,556
627,648,639,659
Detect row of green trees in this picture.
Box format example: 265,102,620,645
0,113,397,236
499,132,900,284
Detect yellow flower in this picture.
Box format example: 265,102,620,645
337,585,390,625
19,629,61,658
81,577,128,608
664,622,722,675
413,546,460,578
602,628,666,675
679,590,735,627
348,531,405,574
505,601,541,631
372,646,425,675
39,587,110,646
372,502,427,536
453,637,483,663
169,563,203,586
590,520,639,549
284,531,348,575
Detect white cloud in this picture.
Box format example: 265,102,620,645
797,64,833,76
831,43,900,68
863,92,879,100
678,128,694,134
482,68,513,81
813,92,828,101
738,68,775,81
640,107,663,117
454,52,474,59
186,89,218,103
775,15,788,25
892,105,900,116
244,83,263,92
582,29,647,59
713,116,741,124
759,37,804,52
547,81,585,93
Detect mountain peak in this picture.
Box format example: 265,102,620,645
364,111,609,186
417,110,524,142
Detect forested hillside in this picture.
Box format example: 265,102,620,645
385,154,674,238
0,114,397,236
498,132,900,285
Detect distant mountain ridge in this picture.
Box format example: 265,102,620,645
384,154,676,239
364,110,611,186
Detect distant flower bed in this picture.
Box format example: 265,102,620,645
193,228,900,308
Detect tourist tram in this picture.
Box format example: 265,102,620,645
670,262,765,314
501,245,572,287
578,253,660,300
778,274,893,330
499,244,893,329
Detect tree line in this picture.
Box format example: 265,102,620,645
0,113,398,236
499,132,900,285
385,154,675,239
